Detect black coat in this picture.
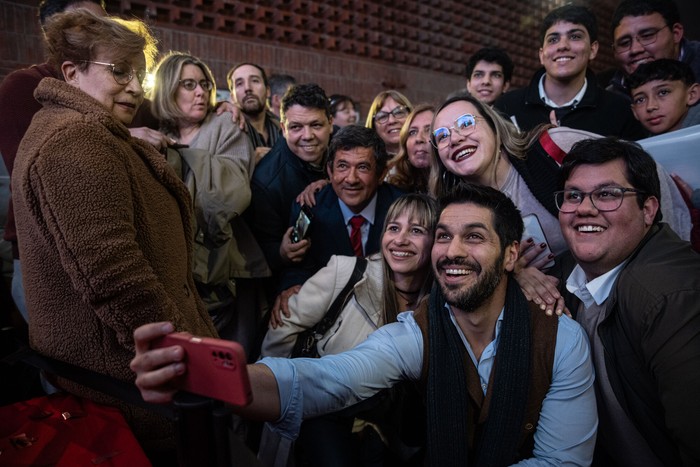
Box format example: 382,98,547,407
495,68,646,140
246,137,326,273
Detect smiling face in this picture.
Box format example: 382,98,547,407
327,146,384,214
539,21,598,83
374,96,406,151
631,79,699,134
433,100,499,186
432,202,516,313
382,210,433,281
282,104,333,165
231,64,269,117
406,110,434,169
65,52,145,125
614,13,682,76
333,100,358,127
175,64,211,126
466,61,510,105
559,159,658,280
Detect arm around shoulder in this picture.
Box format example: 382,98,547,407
261,255,351,357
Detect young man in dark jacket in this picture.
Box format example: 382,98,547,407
552,137,700,466
495,5,645,140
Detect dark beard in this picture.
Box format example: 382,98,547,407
438,255,504,313
241,95,264,116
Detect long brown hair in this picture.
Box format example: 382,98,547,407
380,194,437,323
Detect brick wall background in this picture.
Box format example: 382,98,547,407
0,0,676,114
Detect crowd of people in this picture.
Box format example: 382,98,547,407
1,0,699,466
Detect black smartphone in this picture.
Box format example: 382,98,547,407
290,205,313,243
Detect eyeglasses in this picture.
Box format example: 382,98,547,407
374,106,409,124
82,61,146,86
179,79,214,91
431,114,479,149
613,25,669,53
554,187,644,213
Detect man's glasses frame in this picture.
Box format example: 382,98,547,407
613,25,669,53
554,187,645,213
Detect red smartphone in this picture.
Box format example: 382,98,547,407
153,332,252,406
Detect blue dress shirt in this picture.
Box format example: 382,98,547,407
260,308,597,465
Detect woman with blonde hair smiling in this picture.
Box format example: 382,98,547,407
262,193,436,466
365,90,412,156
386,104,436,193
430,93,568,313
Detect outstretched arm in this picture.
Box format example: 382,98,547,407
131,322,281,420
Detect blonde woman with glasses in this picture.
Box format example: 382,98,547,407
365,90,412,156
430,94,570,315
151,52,268,355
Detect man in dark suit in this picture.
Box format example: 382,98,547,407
273,125,404,319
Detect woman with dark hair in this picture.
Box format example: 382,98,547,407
151,52,268,354
386,104,436,193
329,94,358,127
12,10,217,455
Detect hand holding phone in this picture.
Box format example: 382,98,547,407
290,205,313,244
521,214,555,269
152,333,252,406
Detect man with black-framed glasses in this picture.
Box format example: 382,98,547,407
608,0,700,99
550,136,700,466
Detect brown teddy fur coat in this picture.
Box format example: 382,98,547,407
12,77,218,451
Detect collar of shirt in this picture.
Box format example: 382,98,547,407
447,303,504,394
339,194,378,226
539,75,588,108
565,261,627,309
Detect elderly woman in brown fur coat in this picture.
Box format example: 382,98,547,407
11,10,217,457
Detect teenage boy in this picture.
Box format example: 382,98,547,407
495,5,644,139
629,59,700,135
465,47,514,105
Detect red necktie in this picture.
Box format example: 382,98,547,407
349,215,365,257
